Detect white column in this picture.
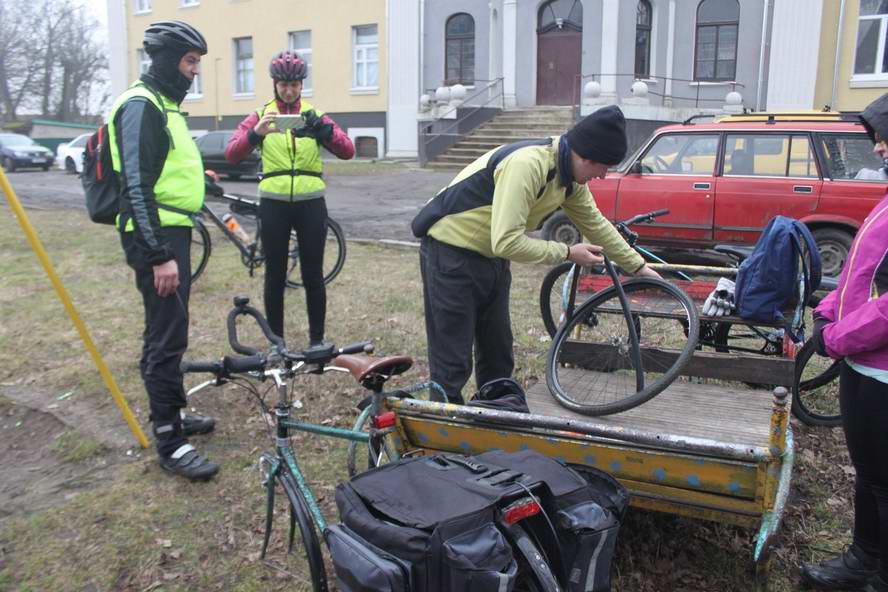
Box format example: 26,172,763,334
664,0,676,103
386,0,421,158
767,0,823,109
107,0,128,99
488,3,500,84
600,0,619,97
502,0,517,108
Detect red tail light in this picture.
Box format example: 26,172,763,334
372,411,397,429
502,497,541,524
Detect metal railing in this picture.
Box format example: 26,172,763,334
571,73,746,120
418,78,505,166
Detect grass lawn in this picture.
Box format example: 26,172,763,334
0,206,854,591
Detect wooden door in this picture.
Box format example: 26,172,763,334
536,30,581,105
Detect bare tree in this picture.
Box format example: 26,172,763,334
54,7,108,120
0,0,41,120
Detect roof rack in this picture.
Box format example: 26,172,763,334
718,110,860,124
682,113,719,125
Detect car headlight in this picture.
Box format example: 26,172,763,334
13,151,27,157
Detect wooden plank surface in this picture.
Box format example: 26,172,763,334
527,370,774,448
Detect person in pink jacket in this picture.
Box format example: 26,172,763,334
225,51,354,345
800,93,888,592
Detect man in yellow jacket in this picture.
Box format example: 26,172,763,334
110,21,217,481
412,106,661,403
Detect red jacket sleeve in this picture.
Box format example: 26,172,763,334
320,114,355,160
225,112,261,164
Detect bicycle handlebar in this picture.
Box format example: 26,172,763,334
622,209,669,227
227,296,284,355
181,359,225,374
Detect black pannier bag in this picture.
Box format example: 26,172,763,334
327,449,628,592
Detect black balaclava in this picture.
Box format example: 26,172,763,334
142,46,192,104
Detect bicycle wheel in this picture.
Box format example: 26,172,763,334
546,278,699,416
792,338,842,427
539,261,579,338
286,218,347,289
190,218,212,284
279,470,329,591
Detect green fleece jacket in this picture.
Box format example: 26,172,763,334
423,136,645,271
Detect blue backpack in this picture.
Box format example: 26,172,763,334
734,216,821,340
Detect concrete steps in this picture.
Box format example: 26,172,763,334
426,107,576,169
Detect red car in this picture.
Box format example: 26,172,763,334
541,112,886,276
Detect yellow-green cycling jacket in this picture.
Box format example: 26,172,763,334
412,136,645,270
109,80,204,264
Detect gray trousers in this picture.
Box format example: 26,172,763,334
420,237,514,403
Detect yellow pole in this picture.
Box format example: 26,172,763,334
0,169,149,448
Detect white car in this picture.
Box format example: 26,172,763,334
56,133,92,174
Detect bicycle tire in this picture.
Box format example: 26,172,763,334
286,218,346,289
546,277,699,416
345,406,398,478
279,470,329,591
792,338,842,427
539,261,577,338
190,218,212,284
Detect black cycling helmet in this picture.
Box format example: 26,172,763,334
269,51,308,82
143,20,208,56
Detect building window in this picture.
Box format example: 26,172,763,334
352,25,379,90
181,0,199,6
855,0,888,76
288,30,313,92
355,136,379,159
134,0,151,13
137,49,151,75
186,74,202,99
694,0,739,81
234,37,253,95
445,13,475,86
635,0,652,78
537,0,583,32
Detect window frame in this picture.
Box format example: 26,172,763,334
288,30,313,95
134,0,151,14
445,13,475,86
853,5,888,83
185,73,203,100
233,37,254,96
635,131,722,176
352,24,379,93
180,0,199,7
137,48,151,76
635,0,653,78
817,131,886,181
693,0,739,82
720,132,823,180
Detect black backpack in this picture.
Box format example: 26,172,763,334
81,83,179,225
327,449,628,592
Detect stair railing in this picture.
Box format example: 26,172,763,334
418,78,504,167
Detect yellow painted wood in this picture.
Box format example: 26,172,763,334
398,416,760,499
625,478,763,521
0,169,149,449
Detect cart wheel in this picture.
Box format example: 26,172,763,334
792,338,842,427
547,278,699,416
278,471,328,591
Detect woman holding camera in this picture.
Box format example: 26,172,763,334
226,51,354,345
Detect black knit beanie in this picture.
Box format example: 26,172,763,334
860,93,888,144
565,105,628,165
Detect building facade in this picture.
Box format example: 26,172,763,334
107,0,387,157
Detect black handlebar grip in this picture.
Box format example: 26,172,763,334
181,359,224,374
223,355,266,374
649,208,670,218
226,307,261,356
338,341,374,356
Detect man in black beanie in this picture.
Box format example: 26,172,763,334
411,105,661,403
108,21,219,481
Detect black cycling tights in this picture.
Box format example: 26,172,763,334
259,197,328,343
840,362,888,580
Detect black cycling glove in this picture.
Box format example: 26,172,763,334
296,109,334,143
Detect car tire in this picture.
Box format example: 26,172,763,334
3,157,15,173
813,227,853,278
540,210,581,245
64,157,76,174
42,164,50,171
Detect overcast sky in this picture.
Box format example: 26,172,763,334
87,0,107,26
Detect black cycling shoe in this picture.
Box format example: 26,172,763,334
800,544,879,590
159,445,220,482
182,413,215,437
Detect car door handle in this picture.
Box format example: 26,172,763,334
793,185,813,193
693,182,711,190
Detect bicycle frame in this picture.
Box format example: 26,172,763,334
199,197,262,267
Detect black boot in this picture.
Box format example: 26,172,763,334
182,412,215,436
800,544,879,590
158,444,219,482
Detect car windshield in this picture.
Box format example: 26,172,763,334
69,135,89,148
0,135,37,147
